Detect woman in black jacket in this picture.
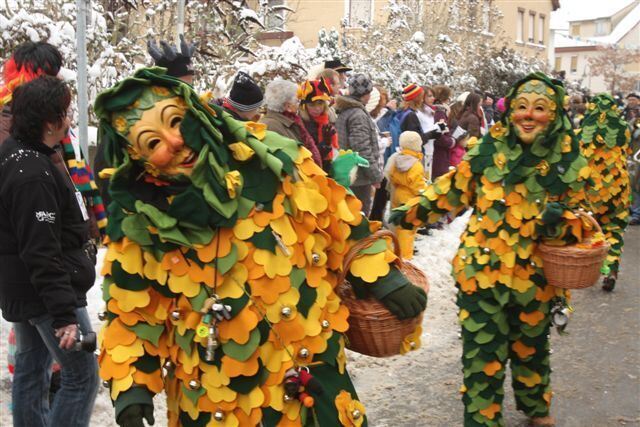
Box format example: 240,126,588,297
0,76,98,426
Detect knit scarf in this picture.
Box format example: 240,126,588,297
283,111,322,166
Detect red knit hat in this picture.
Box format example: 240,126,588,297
298,78,332,104
402,83,424,102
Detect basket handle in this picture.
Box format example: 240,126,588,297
574,210,603,235
337,229,404,286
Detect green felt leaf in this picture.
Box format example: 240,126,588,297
110,261,150,291
290,268,306,289
250,227,277,253
216,244,238,275
221,291,249,320
474,330,496,345
237,197,255,219
128,323,164,347
182,226,215,246
297,284,317,317
175,329,195,356
135,200,177,229
359,239,388,255
222,328,260,362
181,382,206,406
478,300,500,314
121,215,153,246
463,317,488,333
464,346,481,359
132,354,160,373
189,287,210,313
158,226,191,247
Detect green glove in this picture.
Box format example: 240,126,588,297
540,202,564,225
388,209,405,226
347,265,427,320
379,283,427,320
117,404,155,427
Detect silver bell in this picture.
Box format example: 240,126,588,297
255,203,264,212
283,394,294,402
281,306,292,318
409,341,416,349
188,379,200,390
98,311,107,321
321,320,330,329
102,380,110,388
170,310,181,321
311,253,321,264
298,348,310,359
214,411,225,421
352,409,362,420
483,247,490,253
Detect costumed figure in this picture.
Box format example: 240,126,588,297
383,131,427,260
571,94,631,291
95,68,427,427
391,73,592,427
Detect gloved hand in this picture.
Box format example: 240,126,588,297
540,202,564,226
117,404,155,427
379,283,427,320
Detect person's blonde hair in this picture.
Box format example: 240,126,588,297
432,85,452,104
402,97,423,111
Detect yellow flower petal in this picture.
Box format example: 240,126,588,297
245,121,267,140
110,368,135,400
225,170,243,198
233,218,264,240
228,142,255,161
517,373,542,387
348,252,389,283
109,285,150,313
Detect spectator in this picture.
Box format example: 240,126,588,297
261,79,322,166
317,68,342,96
457,92,484,139
482,92,496,125
368,85,396,221
0,76,98,427
221,72,264,122
384,131,427,259
430,84,456,180
298,78,338,171
568,93,587,128
324,59,352,92
448,98,467,167
335,74,382,215
400,84,444,180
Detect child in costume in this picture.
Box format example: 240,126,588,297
384,131,427,259
391,73,591,427
572,94,631,291
95,68,427,427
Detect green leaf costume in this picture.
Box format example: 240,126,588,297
391,73,591,426
96,68,425,427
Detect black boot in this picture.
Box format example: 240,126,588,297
602,275,616,292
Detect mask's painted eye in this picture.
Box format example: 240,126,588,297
535,105,545,112
170,116,182,128
148,138,161,150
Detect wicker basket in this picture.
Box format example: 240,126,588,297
337,230,429,357
536,211,609,290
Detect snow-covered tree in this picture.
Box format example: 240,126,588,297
471,46,546,96
589,46,640,94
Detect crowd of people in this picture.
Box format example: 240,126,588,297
0,37,638,427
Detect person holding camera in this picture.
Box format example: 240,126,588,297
0,76,98,427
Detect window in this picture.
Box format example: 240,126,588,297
482,0,491,33
595,19,607,35
516,9,524,42
347,0,372,27
528,11,536,43
554,57,562,71
265,0,287,31
571,24,580,37
539,14,545,44
570,56,578,73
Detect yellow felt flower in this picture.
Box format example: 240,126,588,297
114,115,128,134
228,142,255,161
264,287,300,323
167,272,201,298
109,285,150,313
201,364,230,389
110,369,135,400
245,121,267,140
400,325,422,355
490,122,507,138
348,252,389,283
335,390,366,427
233,218,264,240
236,387,264,415
562,135,572,153
290,180,328,215
224,171,242,198
253,248,292,278
536,160,550,176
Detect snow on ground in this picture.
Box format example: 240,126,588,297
0,214,469,426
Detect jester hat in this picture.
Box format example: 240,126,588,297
298,78,332,104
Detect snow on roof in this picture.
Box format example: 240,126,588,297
588,2,640,45
565,0,636,22
554,31,599,48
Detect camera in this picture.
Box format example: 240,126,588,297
72,330,97,353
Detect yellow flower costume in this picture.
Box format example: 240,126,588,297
95,68,425,427
391,73,590,426
571,94,631,291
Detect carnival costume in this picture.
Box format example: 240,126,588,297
572,94,631,291
96,68,426,427
391,73,591,427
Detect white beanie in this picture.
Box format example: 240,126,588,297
399,131,422,153
365,87,381,113
456,91,470,104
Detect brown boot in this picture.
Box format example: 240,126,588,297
530,416,556,426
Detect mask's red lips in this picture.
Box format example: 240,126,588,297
179,151,197,167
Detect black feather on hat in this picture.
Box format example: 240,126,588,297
147,34,196,79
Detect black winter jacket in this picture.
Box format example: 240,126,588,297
0,137,95,327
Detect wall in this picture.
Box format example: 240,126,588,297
496,0,553,60
555,47,608,93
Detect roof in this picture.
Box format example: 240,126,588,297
566,0,636,22
554,32,599,48
588,2,640,44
